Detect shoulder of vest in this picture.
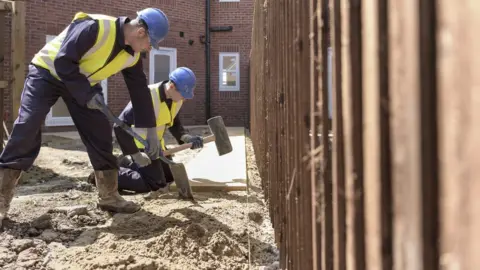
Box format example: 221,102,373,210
89,14,117,21
148,83,162,91
73,12,91,21
74,12,116,22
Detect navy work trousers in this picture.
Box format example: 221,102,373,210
0,65,117,171
114,102,174,193
117,156,174,193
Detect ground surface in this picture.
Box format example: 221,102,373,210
0,128,279,270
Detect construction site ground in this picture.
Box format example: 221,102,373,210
0,127,279,270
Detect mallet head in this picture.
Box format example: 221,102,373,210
207,116,233,156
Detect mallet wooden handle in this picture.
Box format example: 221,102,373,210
163,135,216,156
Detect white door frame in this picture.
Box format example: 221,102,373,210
149,47,177,84
44,35,108,127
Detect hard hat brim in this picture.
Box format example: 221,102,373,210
149,35,162,50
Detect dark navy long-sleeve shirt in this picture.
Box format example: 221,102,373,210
52,16,156,128
114,81,188,156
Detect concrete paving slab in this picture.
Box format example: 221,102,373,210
43,126,248,192
170,126,247,192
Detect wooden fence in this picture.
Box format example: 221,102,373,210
249,0,480,269
0,0,25,150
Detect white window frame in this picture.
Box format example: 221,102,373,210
44,35,108,127
219,52,240,91
149,47,177,84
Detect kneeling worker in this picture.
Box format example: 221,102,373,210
88,67,203,195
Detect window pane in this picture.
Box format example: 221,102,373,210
222,56,237,72
154,54,171,82
222,71,237,86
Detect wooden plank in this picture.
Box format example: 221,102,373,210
309,0,320,268
298,0,313,268
340,0,354,266
341,0,366,269
361,0,394,269
330,0,346,269
418,0,439,268
0,10,5,151
437,1,480,269
377,0,394,269
10,0,25,122
341,0,365,270
321,0,333,269
388,0,423,269
362,0,382,269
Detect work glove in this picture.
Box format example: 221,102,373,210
181,134,204,149
86,93,106,110
131,152,151,167
145,127,161,159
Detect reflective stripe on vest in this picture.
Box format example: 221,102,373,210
31,12,140,86
132,83,184,150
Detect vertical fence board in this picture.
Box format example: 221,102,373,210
378,0,394,268
419,0,439,269
250,1,480,269
362,0,382,269
293,1,301,267
437,1,480,269
310,0,321,269
300,0,314,266
282,1,295,269
389,0,423,269
284,2,290,263
330,0,347,269
275,0,290,268
340,0,354,268
0,10,5,151
10,0,25,123
349,0,366,269
310,0,322,269
360,0,394,269
341,0,365,269
321,0,334,269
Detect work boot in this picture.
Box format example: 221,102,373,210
94,169,141,213
0,168,22,226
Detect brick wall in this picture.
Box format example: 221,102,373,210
1,0,253,131
210,0,253,127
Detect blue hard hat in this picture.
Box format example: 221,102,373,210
136,8,169,49
169,67,196,99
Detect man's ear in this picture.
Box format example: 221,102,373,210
137,27,147,37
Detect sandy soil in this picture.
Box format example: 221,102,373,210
0,127,279,270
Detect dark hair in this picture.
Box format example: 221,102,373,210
138,19,149,30
131,18,148,31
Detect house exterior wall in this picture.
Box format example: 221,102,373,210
210,0,253,127
1,0,253,131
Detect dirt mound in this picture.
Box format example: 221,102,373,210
0,131,278,269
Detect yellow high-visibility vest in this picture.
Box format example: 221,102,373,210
132,82,183,150
31,12,140,86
